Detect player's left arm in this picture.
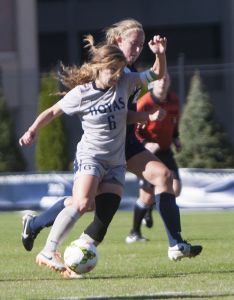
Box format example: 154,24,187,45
136,35,167,87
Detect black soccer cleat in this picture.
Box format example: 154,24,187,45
142,205,153,228
21,213,38,251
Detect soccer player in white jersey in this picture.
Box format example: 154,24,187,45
19,34,167,277
21,19,202,275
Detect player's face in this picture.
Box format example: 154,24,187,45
97,61,126,89
117,31,144,65
154,72,171,95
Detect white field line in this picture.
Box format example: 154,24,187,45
30,289,233,300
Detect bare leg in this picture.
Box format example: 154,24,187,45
127,149,174,195
173,179,182,197
127,149,182,247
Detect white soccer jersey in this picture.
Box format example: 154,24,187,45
58,72,139,166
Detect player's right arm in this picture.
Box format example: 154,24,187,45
135,35,167,87
19,103,64,146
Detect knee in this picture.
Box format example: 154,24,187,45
80,198,92,212
159,167,173,186
71,197,92,215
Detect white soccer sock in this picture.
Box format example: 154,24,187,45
43,206,80,252
79,232,100,247
136,198,151,210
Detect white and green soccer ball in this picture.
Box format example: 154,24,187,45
64,239,98,274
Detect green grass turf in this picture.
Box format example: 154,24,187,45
0,210,234,300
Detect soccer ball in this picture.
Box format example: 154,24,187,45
64,239,98,274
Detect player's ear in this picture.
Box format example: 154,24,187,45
116,37,122,47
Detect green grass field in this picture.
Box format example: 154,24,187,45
0,209,234,300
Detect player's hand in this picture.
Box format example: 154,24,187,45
19,130,37,146
172,138,183,153
148,35,167,55
149,108,166,122
145,142,160,154
136,120,148,129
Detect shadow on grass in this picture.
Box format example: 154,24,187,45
1,268,234,282
89,268,234,280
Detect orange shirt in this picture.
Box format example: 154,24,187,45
135,90,180,151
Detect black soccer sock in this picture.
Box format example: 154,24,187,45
132,198,149,233
155,192,183,247
84,193,121,243
30,197,66,233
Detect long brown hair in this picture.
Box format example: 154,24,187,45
57,35,126,95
